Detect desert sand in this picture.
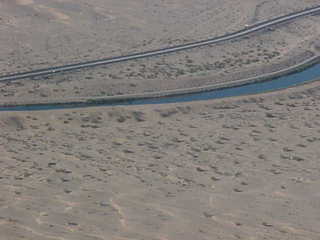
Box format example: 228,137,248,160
0,0,320,105
0,79,320,239
1,1,320,239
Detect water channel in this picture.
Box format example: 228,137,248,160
1,62,320,111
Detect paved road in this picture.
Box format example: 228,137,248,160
1,5,320,82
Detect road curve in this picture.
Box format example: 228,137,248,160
1,5,320,82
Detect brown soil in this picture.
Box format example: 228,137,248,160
1,79,320,239
0,0,319,105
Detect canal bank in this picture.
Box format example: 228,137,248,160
1,54,320,111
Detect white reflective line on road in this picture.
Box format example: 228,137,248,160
1,6,319,82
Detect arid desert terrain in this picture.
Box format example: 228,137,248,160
0,0,320,105
1,79,320,240
1,1,320,240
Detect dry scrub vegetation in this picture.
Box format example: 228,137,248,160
0,81,320,239
0,0,320,105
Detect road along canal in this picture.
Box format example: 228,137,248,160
1,59,320,111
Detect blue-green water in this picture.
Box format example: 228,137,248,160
1,63,320,111
130,63,320,105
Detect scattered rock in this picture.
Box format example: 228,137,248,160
203,212,215,218
262,222,273,227
196,166,210,172
233,188,243,192
132,111,146,122
99,201,110,207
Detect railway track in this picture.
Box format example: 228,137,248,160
1,5,320,82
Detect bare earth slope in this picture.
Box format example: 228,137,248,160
1,80,320,239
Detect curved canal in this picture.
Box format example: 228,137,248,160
1,62,320,111
130,62,320,105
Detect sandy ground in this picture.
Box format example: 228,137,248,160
1,0,318,73
1,79,320,239
1,2,320,238
0,0,320,105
